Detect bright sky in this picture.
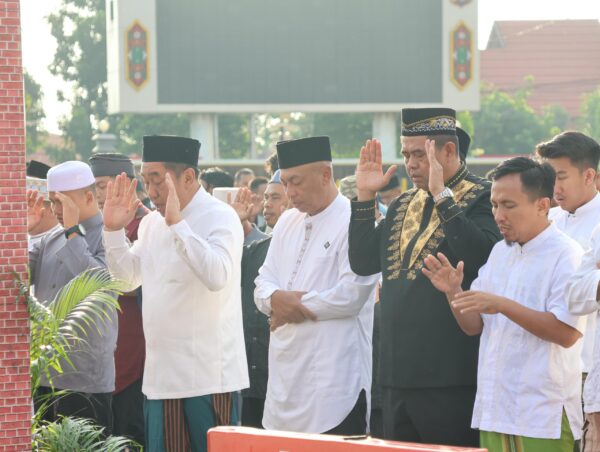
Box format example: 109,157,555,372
20,0,600,134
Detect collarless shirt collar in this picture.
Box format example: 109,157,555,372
514,222,555,255
568,192,600,217
180,186,205,218
304,193,345,224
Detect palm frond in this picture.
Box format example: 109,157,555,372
33,417,138,451
50,268,126,323
21,269,128,413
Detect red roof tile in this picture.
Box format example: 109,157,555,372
481,20,600,117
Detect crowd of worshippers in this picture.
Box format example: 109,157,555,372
24,107,600,452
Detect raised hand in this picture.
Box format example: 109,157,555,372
228,187,254,222
164,172,182,226
425,138,445,197
54,192,80,229
26,189,45,233
103,173,139,231
355,139,398,201
422,252,464,295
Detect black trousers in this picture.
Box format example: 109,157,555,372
382,386,478,447
370,407,383,438
112,378,145,447
325,389,367,436
35,386,113,433
242,396,265,428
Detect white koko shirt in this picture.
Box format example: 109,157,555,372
255,194,379,433
550,192,600,373
104,187,249,399
566,224,600,413
470,223,584,439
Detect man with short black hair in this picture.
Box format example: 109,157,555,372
235,168,255,188
536,131,600,394
249,176,269,231
103,135,248,451
239,170,289,427
200,167,234,194
262,171,288,232
424,157,584,452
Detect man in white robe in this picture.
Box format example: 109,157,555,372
255,136,379,434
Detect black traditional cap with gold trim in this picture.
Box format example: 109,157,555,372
276,136,332,169
142,135,201,167
401,108,457,137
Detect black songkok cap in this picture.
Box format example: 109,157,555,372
26,160,51,179
276,136,332,170
89,153,135,178
380,174,400,192
401,108,456,137
142,135,200,167
456,126,471,161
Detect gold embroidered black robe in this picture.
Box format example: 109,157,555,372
349,165,501,389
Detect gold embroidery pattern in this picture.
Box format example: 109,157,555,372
385,190,416,280
386,178,487,281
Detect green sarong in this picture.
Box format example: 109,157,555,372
480,410,577,452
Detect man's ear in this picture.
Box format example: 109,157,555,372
184,167,197,185
538,197,551,216
443,141,458,161
322,164,333,185
583,168,597,186
86,190,96,206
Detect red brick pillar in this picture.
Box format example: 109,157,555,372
0,0,32,450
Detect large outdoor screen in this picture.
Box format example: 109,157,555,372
106,0,478,113
155,0,442,105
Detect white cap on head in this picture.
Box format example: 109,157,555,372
47,161,96,192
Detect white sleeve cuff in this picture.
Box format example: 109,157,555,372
169,218,193,237
103,228,128,247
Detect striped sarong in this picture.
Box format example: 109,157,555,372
145,392,237,452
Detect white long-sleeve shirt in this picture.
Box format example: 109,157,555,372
470,223,584,439
566,224,600,413
104,187,248,399
550,192,600,372
255,194,379,433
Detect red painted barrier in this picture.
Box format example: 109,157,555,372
208,427,487,452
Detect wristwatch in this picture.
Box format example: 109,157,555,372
433,187,454,204
64,224,86,239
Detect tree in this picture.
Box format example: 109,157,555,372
48,0,107,160
48,0,191,161
114,114,189,155
24,71,46,155
469,81,570,155
219,114,252,159
312,113,373,158
581,86,600,143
